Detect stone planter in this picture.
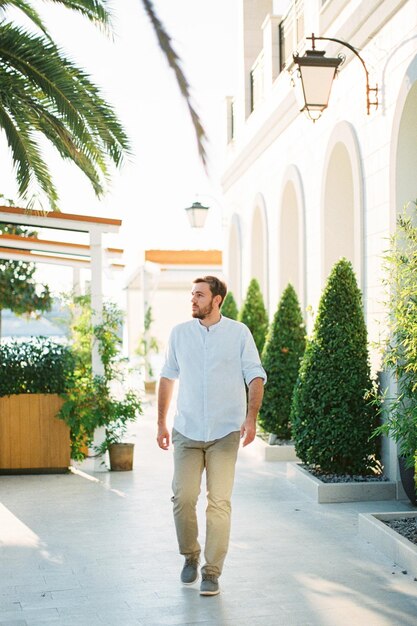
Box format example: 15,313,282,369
255,436,299,462
359,511,417,578
287,462,397,503
0,394,70,473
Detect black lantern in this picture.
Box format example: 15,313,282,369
184,201,209,228
292,49,343,120
292,33,378,121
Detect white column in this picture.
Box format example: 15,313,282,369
72,267,81,296
89,227,107,471
90,228,104,376
262,14,281,94
142,265,149,383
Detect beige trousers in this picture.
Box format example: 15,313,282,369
171,428,240,578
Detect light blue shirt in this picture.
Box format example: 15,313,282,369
160,316,266,441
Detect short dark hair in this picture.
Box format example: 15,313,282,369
193,276,227,306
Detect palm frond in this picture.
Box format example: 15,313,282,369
0,67,107,200
0,102,59,209
0,1,127,210
0,0,50,35
140,0,208,167
0,23,130,164
46,0,112,31
0,0,111,31
35,107,107,196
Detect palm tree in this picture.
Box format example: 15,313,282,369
0,0,207,210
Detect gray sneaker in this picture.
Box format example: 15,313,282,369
181,557,199,585
200,573,220,596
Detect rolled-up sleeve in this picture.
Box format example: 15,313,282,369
241,329,267,386
160,329,180,379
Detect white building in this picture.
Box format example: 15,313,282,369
222,0,417,484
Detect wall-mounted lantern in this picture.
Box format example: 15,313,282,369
292,33,378,121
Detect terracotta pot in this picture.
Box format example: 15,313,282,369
398,456,417,506
144,380,157,394
108,443,134,471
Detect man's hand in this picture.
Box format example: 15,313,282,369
241,377,264,446
157,425,170,450
157,377,175,450
240,418,256,447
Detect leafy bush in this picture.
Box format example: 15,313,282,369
291,258,379,474
239,278,269,354
259,284,305,438
0,337,73,396
0,223,52,329
374,204,417,468
59,296,142,460
221,291,239,320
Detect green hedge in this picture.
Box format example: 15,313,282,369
0,337,74,396
221,291,239,320
239,278,269,354
291,259,379,474
259,284,305,438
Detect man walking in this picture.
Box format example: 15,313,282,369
157,276,266,596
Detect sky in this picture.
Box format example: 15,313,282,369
1,0,241,293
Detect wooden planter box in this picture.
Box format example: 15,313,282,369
0,394,70,473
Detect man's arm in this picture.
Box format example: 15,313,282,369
157,377,175,450
240,377,264,447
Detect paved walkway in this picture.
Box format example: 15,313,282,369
0,397,416,626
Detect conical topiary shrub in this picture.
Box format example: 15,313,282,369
239,278,269,354
291,258,379,474
221,291,239,320
259,284,306,439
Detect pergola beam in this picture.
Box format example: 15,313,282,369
0,206,121,233
0,233,123,259
0,247,124,270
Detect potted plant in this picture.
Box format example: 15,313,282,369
58,296,142,470
373,204,417,504
136,305,159,394
92,386,141,471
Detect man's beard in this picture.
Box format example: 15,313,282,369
192,300,213,319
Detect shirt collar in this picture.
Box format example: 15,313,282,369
196,315,224,332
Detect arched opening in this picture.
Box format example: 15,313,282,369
279,181,300,297
395,81,417,214
323,142,355,282
385,59,417,482
250,201,268,304
227,215,242,304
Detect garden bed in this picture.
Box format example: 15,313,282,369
287,463,396,503
254,435,299,462
385,517,417,545
359,512,417,578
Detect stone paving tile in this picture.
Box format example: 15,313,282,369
7,608,59,623
0,600,23,613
